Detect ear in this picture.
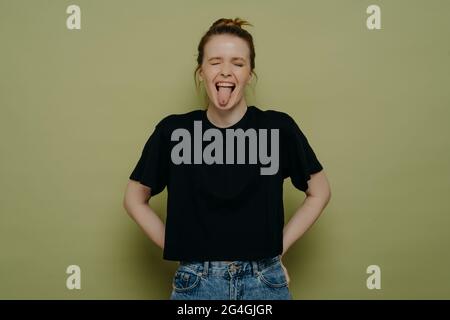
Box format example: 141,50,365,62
247,72,253,85
198,68,203,82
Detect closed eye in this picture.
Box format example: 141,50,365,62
210,63,244,67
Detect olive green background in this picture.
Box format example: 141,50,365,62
1,0,449,299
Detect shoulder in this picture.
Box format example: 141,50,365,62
252,106,300,132
153,108,204,136
157,109,203,127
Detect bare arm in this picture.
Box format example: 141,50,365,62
123,180,165,250
282,170,332,256
279,170,331,285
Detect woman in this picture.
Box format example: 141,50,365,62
123,18,331,300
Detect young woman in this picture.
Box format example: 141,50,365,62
123,18,331,300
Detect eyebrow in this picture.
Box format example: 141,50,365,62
207,57,246,62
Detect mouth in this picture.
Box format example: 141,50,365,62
215,82,236,92
214,81,237,106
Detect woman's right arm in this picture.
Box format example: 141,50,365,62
123,180,165,250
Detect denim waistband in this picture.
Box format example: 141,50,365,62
179,255,281,277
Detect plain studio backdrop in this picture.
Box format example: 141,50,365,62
1,0,449,299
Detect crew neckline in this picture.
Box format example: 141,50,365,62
203,105,254,130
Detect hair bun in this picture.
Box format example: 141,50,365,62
211,17,253,29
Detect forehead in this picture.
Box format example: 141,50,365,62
204,34,250,59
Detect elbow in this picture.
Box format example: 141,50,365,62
123,196,131,214
317,190,331,206
123,191,135,216
123,197,138,222
123,186,149,217
321,183,332,205
319,175,332,205
306,185,331,207
325,189,331,205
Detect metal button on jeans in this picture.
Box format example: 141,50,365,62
229,263,240,273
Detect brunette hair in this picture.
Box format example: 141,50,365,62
194,18,258,98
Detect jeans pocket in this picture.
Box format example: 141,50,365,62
258,261,288,288
172,266,202,293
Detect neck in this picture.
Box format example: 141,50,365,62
206,99,248,128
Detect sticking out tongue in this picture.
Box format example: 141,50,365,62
218,87,233,106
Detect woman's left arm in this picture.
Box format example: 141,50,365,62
282,170,331,256
280,170,332,283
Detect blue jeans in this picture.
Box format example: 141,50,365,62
169,255,292,300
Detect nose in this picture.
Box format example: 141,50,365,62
220,64,232,77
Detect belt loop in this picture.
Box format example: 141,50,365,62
203,261,209,276
251,260,259,277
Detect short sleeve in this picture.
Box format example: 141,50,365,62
282,115,323,192
129,121,168,196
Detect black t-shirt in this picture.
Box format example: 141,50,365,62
129,105,323,261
